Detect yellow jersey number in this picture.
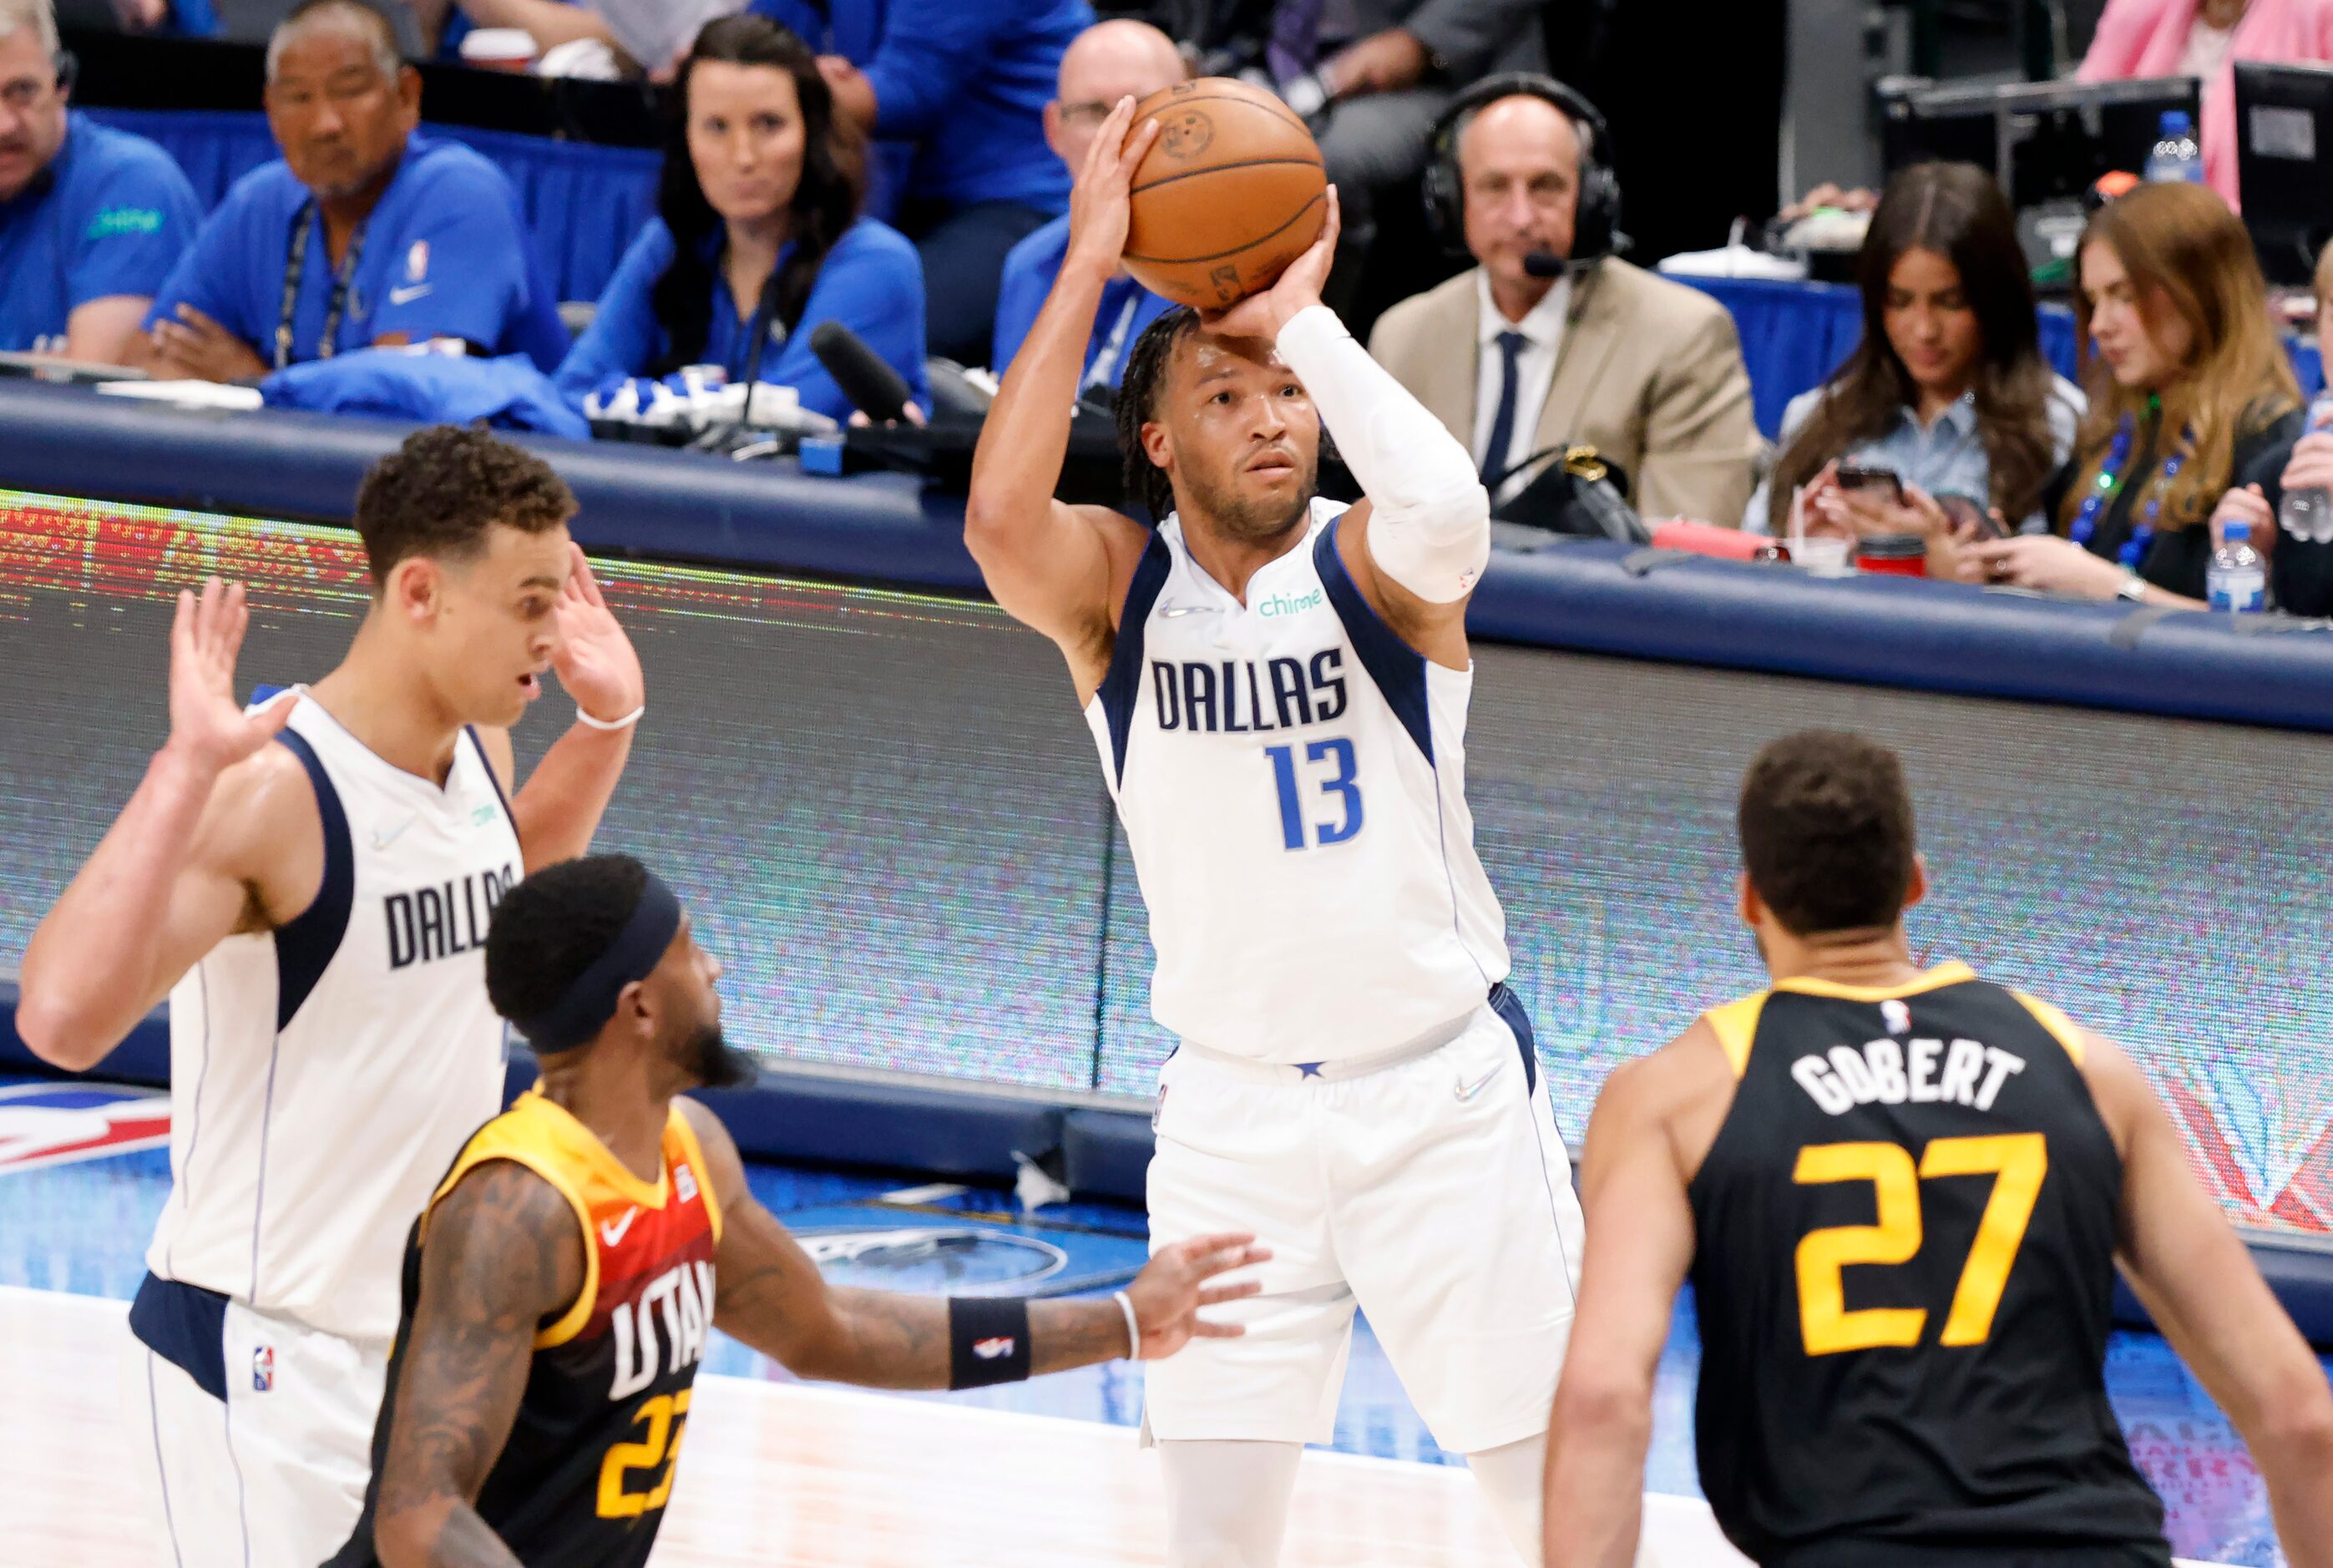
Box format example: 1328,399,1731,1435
597,1388,692,1518
1791,1133,2048,1357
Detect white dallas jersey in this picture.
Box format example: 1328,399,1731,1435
146,695,522,1343
1085,499,1508,1064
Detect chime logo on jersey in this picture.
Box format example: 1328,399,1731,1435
0,1084,170,1175
609,1259,716,1401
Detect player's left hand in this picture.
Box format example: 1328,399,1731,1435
1197,185,1342,343
549,544,645,725
1121,1231,1270,1360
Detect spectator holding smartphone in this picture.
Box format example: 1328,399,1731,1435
1973,182,2303,606
2214,236,2333,611
1747,163,2084,566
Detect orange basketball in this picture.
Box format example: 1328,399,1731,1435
1122,78,1328,312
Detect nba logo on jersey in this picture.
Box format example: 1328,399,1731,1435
1882,1000,1912,1036
251,1344,275,1393
676,1162,698,1205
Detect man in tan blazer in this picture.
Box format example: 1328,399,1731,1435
1369,89,1761,526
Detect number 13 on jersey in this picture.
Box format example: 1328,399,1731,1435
1265,739,1364,850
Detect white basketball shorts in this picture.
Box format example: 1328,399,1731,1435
119,1273,389,1568
1141,985,1586,1454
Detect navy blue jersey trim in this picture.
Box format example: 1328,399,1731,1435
271,729,353,1032
129,1272,230,1403
1490,982,1539,1095
467,725,521,837
1096,529,1174,785
1313,517,1433,764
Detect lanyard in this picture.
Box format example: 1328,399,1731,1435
1084,290,1141,392
276,200,368,372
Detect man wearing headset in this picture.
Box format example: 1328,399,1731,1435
1369,78,1760,529
0,0,200,362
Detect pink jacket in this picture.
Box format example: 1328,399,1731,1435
2078,0,2333,207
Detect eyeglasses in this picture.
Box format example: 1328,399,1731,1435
0,74,58,114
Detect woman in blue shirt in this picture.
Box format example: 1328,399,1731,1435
1745,162,2083,540
557,14,928,423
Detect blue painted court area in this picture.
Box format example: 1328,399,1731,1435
0,1075,2315,1566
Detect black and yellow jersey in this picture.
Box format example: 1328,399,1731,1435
328,1091,724,1568
1686,962,2172,1567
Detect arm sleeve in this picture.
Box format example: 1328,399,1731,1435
140,198,259,346
1399,0,1548,75
371,164,529,352
861,0,1014,139
762,226,930,422
67,153,204,310
1277,303,1488,603
554,225,673,403
1632,302,1761,526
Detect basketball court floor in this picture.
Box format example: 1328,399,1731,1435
0,1075,2315,1566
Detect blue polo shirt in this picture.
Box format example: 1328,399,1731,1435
142,134,569,372
863,0,1089,210
991,214,1176,387
556,215,929,422
0,114,200,353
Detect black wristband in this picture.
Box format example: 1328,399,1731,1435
947,1296,1034,1389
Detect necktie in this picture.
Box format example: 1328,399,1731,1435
1268,0,1328,83
1481,331,1528,487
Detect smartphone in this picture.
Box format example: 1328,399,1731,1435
1834,463,1905,503
1933,492,2006,540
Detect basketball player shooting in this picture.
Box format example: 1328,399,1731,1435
327,854,1266,1567
965,99,1584,1565
1541,731,2333,1567
15,427,646,1568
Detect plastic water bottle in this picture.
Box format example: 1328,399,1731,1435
2279,392,2333,544
2144,110,2204,184
2208,520,2267,612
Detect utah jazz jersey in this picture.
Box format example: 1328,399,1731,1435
331,1092,722,1568
1687,963,2169,1565
145,695,522,1343
1085,501,1508,1064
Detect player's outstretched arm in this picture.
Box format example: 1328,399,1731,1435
965,98,1155,694
1200,188,1490,670
17,579,309,1070
372,1160,587,1568
2089,1034,2333,1565
678,1100,1267,1388
473,545,645,873
1543,1041,1703,1568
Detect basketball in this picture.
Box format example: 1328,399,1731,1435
1122,78,1329,313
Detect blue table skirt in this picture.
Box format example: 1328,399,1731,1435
84,108,660,307
1682,274,2326,440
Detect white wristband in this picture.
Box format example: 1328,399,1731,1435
1113,1289,1143,1360
574,701,644,732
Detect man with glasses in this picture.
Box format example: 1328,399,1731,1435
989,16,1184,394
131,0,568,382
0,0,199,362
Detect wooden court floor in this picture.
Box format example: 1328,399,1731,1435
2,1286,1764,1567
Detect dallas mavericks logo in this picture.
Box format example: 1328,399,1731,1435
797,1228,1068,1295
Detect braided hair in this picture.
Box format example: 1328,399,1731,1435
1114,306,1202,521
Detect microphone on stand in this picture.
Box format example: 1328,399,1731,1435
809,321,916,426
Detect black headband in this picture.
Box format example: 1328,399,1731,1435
513,873,683,1053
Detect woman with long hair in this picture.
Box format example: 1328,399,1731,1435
557,14,929,422
1973,181,2304,604
1748,162,2083,539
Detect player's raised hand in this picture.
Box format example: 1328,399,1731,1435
1198,184,1343,343
1064,96,1163,288
1121,1231,1271,1359
549,544,645,726
165,577,295,774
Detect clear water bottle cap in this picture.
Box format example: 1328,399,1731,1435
2224,519,2251,542
2160,109,2194,136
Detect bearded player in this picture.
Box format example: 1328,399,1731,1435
964,100,1582,1565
